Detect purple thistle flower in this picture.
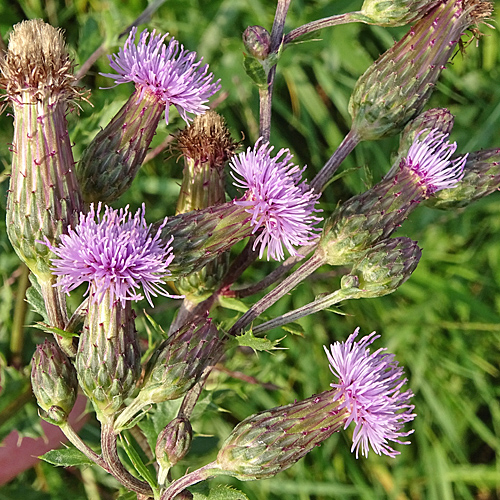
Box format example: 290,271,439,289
324,328,415,458
46,203,176,307
230,139,322,261
101,27,221,124
403,129,467,194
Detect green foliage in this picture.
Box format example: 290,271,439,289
1,0,500,499
39,448,94,467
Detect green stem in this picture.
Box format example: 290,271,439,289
10,263,30,368
60,422,111,473
0,382,33,428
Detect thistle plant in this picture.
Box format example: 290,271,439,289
0,2,498,500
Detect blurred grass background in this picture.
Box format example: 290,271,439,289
0,0,499,499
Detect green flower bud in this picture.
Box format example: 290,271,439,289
77,89,164,204
114,316,223,431
1,20,84,282
158,202,255,280
341,237,421,297
156,416,193,484
242,26,271,60
76,295,140,424
140,318,222,404
31,339,78,425
349,0,493,141
426,148,500,209
351,0,441,27
215,390,346,480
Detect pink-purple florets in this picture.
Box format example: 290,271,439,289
101,27,221,124
230,139,322,261
403,129,467,194
47,203,175,307
324,328,415,458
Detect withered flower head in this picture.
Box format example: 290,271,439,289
0,19,82,103
176,111,238,169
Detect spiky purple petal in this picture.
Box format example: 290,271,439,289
46,203,176,307
230,139,322,261
324,328,415,458
404,129,467,194
101,27,221,124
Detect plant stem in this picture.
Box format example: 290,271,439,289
0,383,33,428
10,263,30,368
101,423,153,497
228,244,316,298
310,129,361,193
160,462,221,500
60,422,112,473
259,0,292,141
252,288,350,334
229,253,324,335
284,12,357,45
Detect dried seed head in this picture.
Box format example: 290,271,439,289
0,19,82,103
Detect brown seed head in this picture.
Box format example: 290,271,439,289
0,19,83,103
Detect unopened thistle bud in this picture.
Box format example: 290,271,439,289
341,237,421,297
114,317,223,431
31,339,78,425
175,111,237,300
426,148,500,209
156,416,193,484
161,330,415,499
242,26,272,60
351,0,441,26
77,27,220,204
349,0,493,141
318,130,466,266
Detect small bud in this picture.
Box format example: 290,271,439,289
156,416,193,484
140,317,222,404
426,148,500,209
113,316,224,431
349,0,493,141
343,237,421,297
76,296,141,424
352,0,441,27
243,26,271,60
31,340,78,425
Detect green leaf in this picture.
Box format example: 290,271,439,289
26,278,48,323
39,447,94,467
119,433,158,490
31,322,79,339
235,330,285,352
281,321,305,336
243,53,267,88
218,296,249,314
193,484,250,500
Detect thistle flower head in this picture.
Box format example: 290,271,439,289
402,129,467,195
101,27,221,124
46,203,176,307
324,328,415,458
230,139,322,261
